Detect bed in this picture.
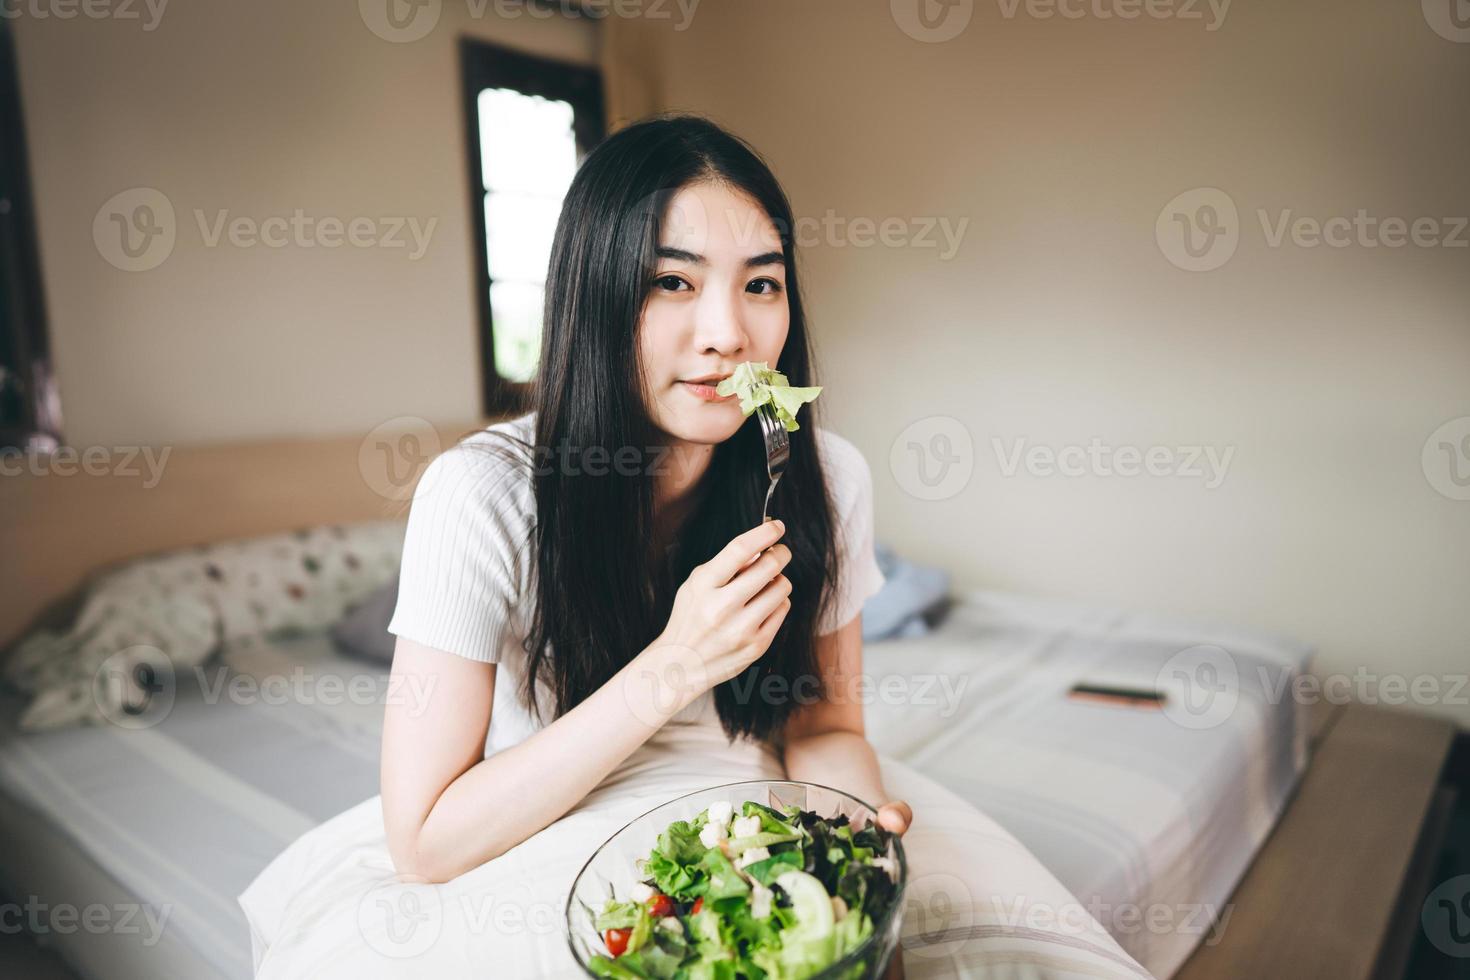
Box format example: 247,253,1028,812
0,422,1457,980
0,585,1311,980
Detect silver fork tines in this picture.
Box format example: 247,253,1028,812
756,403,790,524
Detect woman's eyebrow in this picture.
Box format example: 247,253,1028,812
655,246,785,269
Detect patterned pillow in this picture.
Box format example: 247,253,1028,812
3,521,404,732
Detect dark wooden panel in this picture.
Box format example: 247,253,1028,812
1176,704,1455,980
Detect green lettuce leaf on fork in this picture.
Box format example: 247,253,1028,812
714,362,821,432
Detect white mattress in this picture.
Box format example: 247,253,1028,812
0,590,1312,980
862,589,1313,978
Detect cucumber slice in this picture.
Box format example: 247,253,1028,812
774,870,835,940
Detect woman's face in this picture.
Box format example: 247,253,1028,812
637,180,790,447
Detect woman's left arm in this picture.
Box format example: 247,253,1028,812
779,614,913,836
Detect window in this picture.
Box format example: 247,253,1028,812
0,22,60,452
461,38,605,416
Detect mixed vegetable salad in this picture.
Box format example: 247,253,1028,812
715,362,822,433
585,799,900,980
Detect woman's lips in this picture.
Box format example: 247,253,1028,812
679,380,736,402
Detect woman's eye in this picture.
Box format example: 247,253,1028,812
747,278,783,295
655,275,690,292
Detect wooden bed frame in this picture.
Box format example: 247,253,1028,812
0,424,1460,980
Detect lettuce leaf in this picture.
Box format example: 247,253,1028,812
714,362,821,432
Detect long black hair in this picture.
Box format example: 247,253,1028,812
474,113,839,745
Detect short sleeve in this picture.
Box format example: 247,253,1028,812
386,440,532,663
816,431,887,636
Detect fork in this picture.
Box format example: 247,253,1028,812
755,402,790,524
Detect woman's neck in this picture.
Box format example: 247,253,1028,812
652,439,715,552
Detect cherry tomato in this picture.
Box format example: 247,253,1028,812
604,928,630,957
691,897,704,915
646,893,674,918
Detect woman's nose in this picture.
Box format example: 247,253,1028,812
692,291,747,354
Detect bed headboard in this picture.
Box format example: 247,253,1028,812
0,419,490,650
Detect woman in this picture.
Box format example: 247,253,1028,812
240,114,1153,980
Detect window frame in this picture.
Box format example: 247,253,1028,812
459,36,605,417
0,22,60,451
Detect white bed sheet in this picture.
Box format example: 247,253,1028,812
0,589,1312,980
862,589,1313,978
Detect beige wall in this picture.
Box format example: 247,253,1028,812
13,1,1469,726
630,0,1470,725
14,0,596,447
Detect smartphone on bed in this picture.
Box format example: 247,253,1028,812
1067,682,1167,709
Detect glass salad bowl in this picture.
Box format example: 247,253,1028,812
565,780,908,980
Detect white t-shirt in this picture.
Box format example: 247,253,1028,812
386,411,885,755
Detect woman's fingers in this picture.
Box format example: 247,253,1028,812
876,801,913,835
758,597,792,635
734,572,792,632
701,520,785,587
725,543,792,604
